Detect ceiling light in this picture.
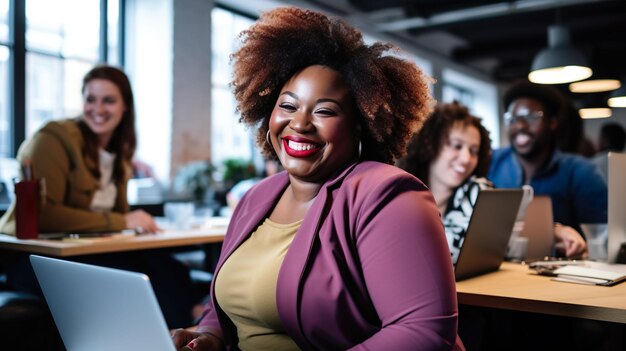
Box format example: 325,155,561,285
608,85,626,108
569,79,621,93
577,94,613,119
529,25,592,84
579,108,612,119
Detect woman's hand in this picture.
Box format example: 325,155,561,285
171,328,224,351
124,209,159,233
554,223,588,258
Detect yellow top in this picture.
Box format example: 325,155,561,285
215,218,301,351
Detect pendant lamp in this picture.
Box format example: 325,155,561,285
608,84,626,108
579,107,612,119
569,79,621,93
528,25,592,84
578,95,612,119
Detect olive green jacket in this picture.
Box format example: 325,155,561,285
0,119,129,235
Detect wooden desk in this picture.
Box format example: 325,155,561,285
456,261,626,324
0,228,225,257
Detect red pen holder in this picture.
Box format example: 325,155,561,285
15,180,39,239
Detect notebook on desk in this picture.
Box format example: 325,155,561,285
30,255,177,351
454,188,524,281
551,261,626,286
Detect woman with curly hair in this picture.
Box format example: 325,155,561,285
398,102,493,264
173,7,463,351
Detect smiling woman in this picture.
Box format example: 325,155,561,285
172,6,465,351
0,65,196,329
269,65,358,186
0,65,155,235
398,101,492,264
81,79,126,148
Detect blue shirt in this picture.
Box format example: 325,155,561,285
488,147,607,234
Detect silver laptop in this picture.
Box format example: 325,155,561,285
454,189,524,281
30,255,177,351
608,152,626,264
520,195,555,260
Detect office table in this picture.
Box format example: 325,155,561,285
456,261,626,324
0,228,225,257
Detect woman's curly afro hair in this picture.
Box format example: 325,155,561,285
231,7,434,164
398,101,492,185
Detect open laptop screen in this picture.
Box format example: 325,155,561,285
454,189,523,281
608,152,626,264
30,255,177,351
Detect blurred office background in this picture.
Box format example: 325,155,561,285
1,0,625,207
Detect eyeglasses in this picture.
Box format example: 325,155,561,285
503,111,544,125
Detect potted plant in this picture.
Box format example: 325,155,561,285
221,158,257,191
173,160,215,205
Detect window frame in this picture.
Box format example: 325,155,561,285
210,5,261,170
6,0,124,157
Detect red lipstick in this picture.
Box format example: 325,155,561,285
282,137,322,158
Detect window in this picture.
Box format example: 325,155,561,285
25,0,101,136
1,0,121,158
443,84,474,109
0,46,8,156
0,0,9,156
210,7,258,168
0,0,6,43
442,68,500,148
107,0,120,65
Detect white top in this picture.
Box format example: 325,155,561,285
90,149,118,212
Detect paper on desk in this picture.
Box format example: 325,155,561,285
154,216,230,231
552,275,612,286
202,216,230,229
552,262,626,286
61,232,136,243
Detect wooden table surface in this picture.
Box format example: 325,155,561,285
456,261,626,324
0,228,225,257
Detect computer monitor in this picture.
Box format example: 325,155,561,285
608,152,626,263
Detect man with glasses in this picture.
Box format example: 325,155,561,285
488,81,607,258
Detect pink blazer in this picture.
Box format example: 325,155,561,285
199,161,464,350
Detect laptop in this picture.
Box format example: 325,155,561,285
30,255,177,351
608,152,626,264
519,195,555,260
454,189,524,281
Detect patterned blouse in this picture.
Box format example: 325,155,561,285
442,177,494,264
